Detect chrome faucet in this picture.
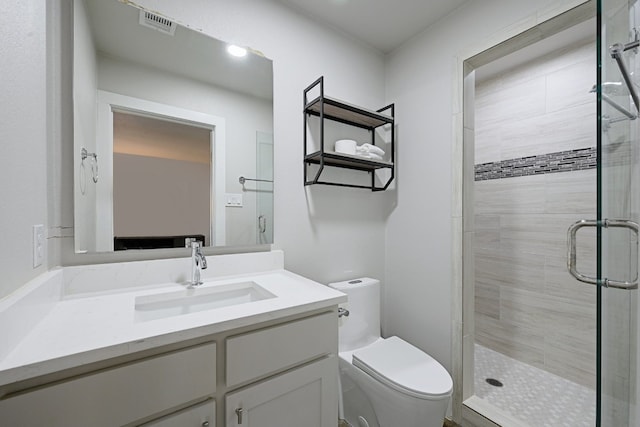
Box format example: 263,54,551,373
189,241,207,287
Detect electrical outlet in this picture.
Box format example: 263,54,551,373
225,193,243,207
33,224,45,268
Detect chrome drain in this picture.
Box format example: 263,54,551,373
486,378,504,387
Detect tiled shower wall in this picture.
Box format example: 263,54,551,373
474,40,597,388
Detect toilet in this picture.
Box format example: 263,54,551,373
329,278,452,427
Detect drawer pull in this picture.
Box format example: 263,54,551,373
202,422,209,427
236,407,243,424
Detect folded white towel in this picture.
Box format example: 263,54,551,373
355,143,385,156
356,152,383,160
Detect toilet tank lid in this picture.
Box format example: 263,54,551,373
352,336,453,400
328,277,379,291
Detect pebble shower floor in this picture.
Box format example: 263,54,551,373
474,344,595,426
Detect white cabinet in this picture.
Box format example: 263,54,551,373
0,342,216,427
225,356,337,427
0,309,339,427
143,399,215,427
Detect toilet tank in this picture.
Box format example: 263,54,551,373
329,278,381,352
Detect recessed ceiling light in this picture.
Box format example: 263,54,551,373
227,45,247,58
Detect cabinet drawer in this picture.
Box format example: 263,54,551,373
143,398,215,426
0,342,216,427
226,311,337,387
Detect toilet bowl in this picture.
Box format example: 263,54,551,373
329,278,452,427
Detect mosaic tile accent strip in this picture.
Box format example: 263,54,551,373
475,147,596,181
474,343,595,427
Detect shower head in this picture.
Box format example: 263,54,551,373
590,82,624,94
590,82,637,121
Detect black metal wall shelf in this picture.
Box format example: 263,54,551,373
303,76,395,191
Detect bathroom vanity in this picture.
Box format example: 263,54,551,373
0,251,345,426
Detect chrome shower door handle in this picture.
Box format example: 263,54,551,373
567,219,639,290
567,219,598,285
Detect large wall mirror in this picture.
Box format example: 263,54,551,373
73,0,274,253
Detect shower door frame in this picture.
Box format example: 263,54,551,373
452,1,596,425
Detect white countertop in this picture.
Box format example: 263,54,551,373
0,261,346,388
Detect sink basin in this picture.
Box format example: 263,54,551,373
134,281,276,322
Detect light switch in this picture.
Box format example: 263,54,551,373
33,224,45,268
225,193,243,207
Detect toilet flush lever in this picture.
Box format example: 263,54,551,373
338,307,349,318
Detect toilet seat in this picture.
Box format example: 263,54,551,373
352,336,453,400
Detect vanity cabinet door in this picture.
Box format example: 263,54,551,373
225,356,337,427
143,399,215,427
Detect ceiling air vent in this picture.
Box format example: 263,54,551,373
139,10,176,36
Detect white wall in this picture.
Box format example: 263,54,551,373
384,0,588,370
55,0,390,283
0,1,49,299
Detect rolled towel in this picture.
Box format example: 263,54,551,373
355,143,385,156
335,139,356,155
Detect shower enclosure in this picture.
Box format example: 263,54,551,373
471,27,598,426
458,2,640,425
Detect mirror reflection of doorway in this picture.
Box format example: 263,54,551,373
112,111,212,250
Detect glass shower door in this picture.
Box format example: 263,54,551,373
256,131,273,244
598,0,639,425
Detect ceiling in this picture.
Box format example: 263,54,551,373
276,0,470,53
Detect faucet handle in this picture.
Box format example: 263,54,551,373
200,252,208,269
